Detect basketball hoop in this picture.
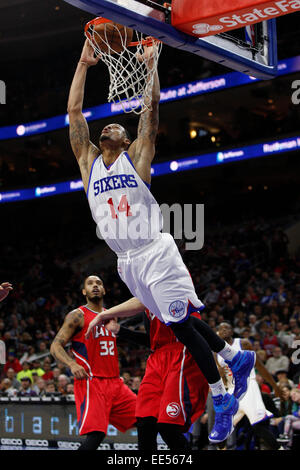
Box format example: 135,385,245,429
84,17,162,115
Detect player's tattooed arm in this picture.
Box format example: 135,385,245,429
67,41,100,188
128,48,160,184
50,309,89,379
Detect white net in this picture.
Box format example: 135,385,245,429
85,20,162,115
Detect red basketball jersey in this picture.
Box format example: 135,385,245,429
145,309,201,351
71,305,119,378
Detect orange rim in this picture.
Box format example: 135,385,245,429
84,17,160,48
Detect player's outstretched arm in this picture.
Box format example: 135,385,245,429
105,318,150,348
0,282,13,302
85,297,145,339
67,40,100,191
128,43,160,185
50,309,89,379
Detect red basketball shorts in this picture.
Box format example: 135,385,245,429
136,343,209,430
74,376,137,435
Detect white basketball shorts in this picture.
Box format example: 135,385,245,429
117,232,204,325
233,379,273,426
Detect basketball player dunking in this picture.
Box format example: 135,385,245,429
50,275,137,450
67,39,255,443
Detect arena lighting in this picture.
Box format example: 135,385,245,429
1,134,300,204
0,55,299,141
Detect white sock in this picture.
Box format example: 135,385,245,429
209,379,226,398
218,342,238,362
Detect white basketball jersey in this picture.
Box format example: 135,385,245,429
87,151,163,254
217,338,256,392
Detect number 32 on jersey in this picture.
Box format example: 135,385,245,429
99,340,115,356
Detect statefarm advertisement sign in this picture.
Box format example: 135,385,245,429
172,0,300,37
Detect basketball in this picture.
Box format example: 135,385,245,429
93,22,133,54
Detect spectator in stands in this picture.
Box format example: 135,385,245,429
263,325,280,357
20,345,37,364
31,359,45,377
33,377,47,396
252,340,262,352
52,367,61,386
130,376,142,395
248,314,259,336
16,361,33,383
265,347,290,377
203,283,220,305
57,374,70,395
17,376,37,397
256,373,272,394
5,367,21,390
121,372,131,386
42,358,54,381
3,350,22,376
36,340,50,357
234,319,247,336
276,370,295,389
279,385,293,417
66,383,74,395
45,380,57,395
261,288,274,305
281,388,300,448
0,378,18,397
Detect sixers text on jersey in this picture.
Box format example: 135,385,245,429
93,174,138,196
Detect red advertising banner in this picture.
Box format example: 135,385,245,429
172,0,300,37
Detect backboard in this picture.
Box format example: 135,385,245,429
63,0,278,79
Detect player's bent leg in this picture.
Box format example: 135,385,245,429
170,318,238,444
136,417,158,452
156,423,191,452
78,431,106,450
170,318,221,385
190,316,226,352
190,317,256,401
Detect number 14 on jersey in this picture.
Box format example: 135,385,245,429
107,195,132,219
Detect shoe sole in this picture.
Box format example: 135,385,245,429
208,399,239,444
234,351,256,402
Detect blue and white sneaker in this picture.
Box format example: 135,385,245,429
226,350,256,401
209,393,239,444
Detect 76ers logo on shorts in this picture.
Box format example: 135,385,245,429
166,402,181,418
169,300,185,319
